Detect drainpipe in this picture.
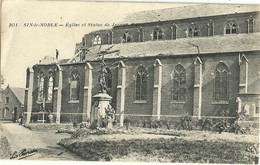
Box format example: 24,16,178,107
188,42,200,54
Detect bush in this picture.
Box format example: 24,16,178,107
124,117,131,130
198,117,214,131
150,120,163,129
198,117,235,133
228,122,245,134
89,120,98,130
71,128,89,138
213,121,227,134
142,119,152,128
179,114,193,130
112,120,118,126
78,122,89,128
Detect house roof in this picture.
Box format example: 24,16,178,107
120,4,260,25
9,87,25,105
85,33,260,61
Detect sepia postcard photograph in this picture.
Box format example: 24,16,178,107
0,0,259,164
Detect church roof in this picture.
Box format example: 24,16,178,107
85,33,260,61
120,4,260,25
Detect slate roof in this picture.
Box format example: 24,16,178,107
120,4,260,25
85,33,260,61
10,87,25,105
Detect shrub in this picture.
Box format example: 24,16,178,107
78,122,89,128
142,119,152,128
151,120,159,129
213,121,227,134
198,117,214,131
198,117,235,133
124,117,131,130
179,113,193,130
89,120,98,130
112,120,118,126
150,120,163,129
228,121,245,134
132,119,142,127
71,128,89,138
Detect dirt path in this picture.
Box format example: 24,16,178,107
0,123,84,160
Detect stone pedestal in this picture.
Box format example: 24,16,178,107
93,93,113,127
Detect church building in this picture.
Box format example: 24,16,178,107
24,4,260,125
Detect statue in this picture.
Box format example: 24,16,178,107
56,49,59,59
99,59,108,93
91,45,116,128
98,45,111,94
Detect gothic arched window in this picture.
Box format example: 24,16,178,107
47,71,54,101
153,28,163,40
188,27,193,37
38,72,44,101
172,64,187,101
93,35,101,45
232,23,237,34
70,70,80,101
193,27,198,37
214,63,229,102
122,32,131,43
248,16,254,33
208,20,214,37
139,27,144,42
225,22,238,34
225,23,231,34
172,24,177,40
136,66,147,101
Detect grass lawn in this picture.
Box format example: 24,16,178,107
59,128,259,163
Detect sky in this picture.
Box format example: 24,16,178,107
1,0,198,88
1,0,258,88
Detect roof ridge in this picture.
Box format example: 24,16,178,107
121,4,260,25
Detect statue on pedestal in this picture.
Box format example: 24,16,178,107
92,45,115,128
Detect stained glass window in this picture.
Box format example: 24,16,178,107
122,32,131,43
136,66,147,100
248,17,254,33
208,20,214,36
139,27,144,42
93,35,101,45
172,64,187,101
172,25,177,40
47,72,54,101
193,27,198,37
70,71,80,101
38,72,44,101
153,28,163,40
226,22,237,34
214,63,229,102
